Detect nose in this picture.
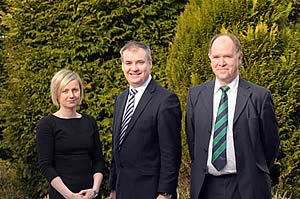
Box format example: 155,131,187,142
218,57,226,66
131,63,139,71
69,91,75,98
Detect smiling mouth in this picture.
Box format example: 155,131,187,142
129,73,141,76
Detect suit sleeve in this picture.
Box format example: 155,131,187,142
260,91,280,169
108,137,117,190
109,146,117,190
186,89,195,162
157,93,182,194
109,97,118,191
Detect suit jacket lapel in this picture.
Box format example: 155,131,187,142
202,81,215,129
120,79,156,144
234,79,252,125
114,89,129,145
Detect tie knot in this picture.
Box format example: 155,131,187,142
129,88,138,96
220,85,230,93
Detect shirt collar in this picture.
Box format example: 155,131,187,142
129,75,152,94
214,75,239,94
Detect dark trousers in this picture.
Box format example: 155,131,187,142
198,174,241,199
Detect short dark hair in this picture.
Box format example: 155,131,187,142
120,41,152,61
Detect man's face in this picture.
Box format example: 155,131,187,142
209,36,242,85
122,47,152,88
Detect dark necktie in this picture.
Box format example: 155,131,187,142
119,88,137,147
212,85,230,171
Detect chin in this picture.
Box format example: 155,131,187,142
217,75,228,80
130,80,142,86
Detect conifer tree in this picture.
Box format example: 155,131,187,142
0,0,8,159
167,0,300,197
0,0,185,197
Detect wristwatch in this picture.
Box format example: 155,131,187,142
92,190,98,198
160,192,172,199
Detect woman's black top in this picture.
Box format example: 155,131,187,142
36,114,105,198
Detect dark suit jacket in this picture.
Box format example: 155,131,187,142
186,78,280,199
109,79,182,199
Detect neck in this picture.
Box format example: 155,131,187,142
54,107,80,119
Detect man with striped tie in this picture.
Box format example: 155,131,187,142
108,41,182,199
186,33,280,199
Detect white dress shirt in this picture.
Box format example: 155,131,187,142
207,75,239,176
124,75,152,114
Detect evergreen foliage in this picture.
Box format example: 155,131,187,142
167,0,300,198
0,0,185,198
0,0,9,159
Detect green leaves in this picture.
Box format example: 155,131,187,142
167,0,300,197
0,0,185,197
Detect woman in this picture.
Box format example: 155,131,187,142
37,69,105,199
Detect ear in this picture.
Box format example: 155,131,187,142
208,53,212,60
239,53,243,64
148,59,152,68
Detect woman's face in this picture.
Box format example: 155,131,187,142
58,80,81,110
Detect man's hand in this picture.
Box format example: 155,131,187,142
106,191,116,199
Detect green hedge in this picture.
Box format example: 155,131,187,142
166,0,300,198
0,0,185,198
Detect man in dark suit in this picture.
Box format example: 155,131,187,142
186,33,280,199
108,41,181,199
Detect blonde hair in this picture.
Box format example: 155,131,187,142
50,69,83,107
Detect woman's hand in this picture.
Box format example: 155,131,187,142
70,193,84,199
79,189,97,199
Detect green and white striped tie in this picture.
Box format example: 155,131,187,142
212,85,230,171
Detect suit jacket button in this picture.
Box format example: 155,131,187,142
204,148,208,152
202,168,207,173
120,163,124,168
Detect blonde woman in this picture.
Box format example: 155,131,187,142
37,69,105,199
